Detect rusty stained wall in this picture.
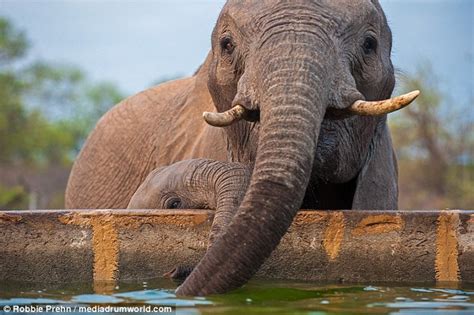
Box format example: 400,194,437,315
0,209,473,285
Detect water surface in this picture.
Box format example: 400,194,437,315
1,279,473,314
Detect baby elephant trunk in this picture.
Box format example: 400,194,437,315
188,159,251,247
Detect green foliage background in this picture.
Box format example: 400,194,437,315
0,17,472,210
0,17,124,209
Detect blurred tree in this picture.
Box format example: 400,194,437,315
0,72,28,163
0,17,124,164
0,17,124,209
21,62,124,153
0,18,27,162
21,61,85,120
0,184,28,210
390,63,474,209
0,17,28,66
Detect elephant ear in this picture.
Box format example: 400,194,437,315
352,121,398,210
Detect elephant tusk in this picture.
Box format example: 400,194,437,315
348,90,420,116
203,105,250,127
205,91,420,125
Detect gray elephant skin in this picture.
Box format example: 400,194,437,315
66,0,419,296
127,159,249,248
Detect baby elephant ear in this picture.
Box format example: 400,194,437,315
352,123,398,210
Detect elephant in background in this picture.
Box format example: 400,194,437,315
66,0,419,295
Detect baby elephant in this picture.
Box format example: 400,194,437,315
128,159,250,279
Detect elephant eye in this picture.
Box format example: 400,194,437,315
165,197,182,209
362,36,378,55
220,36,235,54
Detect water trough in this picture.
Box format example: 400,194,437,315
1,209,473,286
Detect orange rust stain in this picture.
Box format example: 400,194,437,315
435,212,460,282
468,214,474,224
57,210,212,283
323,212,345,261
116,212,211,229
352,215,403,236
59,210,211,229
58,212,91,226
293,211,327,226
59,212,119,282
0,213,22,224
90,216,118,281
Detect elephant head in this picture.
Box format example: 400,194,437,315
176,0,418,295
127,159,250,246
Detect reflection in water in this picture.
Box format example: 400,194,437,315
0,279,473,314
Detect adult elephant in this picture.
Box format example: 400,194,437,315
66,0,419,296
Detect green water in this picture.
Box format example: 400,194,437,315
1,279,473,314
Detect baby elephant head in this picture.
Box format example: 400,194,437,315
127,159,250,250
127,159,249,211
128,162,206,210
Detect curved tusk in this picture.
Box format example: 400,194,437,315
348,90,420,116
203,105,248,127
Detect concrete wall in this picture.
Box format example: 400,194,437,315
0,209,473,285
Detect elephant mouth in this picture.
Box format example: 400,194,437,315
202,90,420,127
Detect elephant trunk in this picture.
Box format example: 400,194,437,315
198,160,250,247
177,33,332,296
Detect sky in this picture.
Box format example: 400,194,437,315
0,0,473,104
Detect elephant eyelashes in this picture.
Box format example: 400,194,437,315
362,36,378,55
220,36,235,55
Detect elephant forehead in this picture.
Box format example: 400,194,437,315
223,0,376,18
148,160,199,188
147,167,182,190
220,0,379,35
